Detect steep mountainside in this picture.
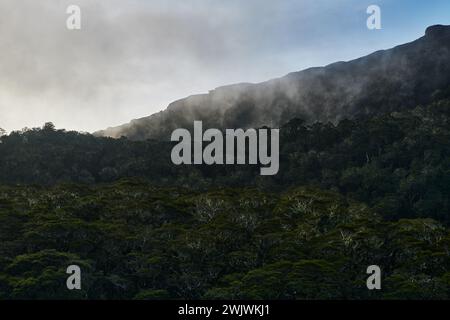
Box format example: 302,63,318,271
96,25,450,140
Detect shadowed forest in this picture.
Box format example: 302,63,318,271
1,90,449,299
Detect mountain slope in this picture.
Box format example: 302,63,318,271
96,25,450,141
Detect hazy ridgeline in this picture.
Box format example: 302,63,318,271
96,25,450,141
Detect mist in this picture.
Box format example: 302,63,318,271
0,0,447,133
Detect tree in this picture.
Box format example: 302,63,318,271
42,122,56,132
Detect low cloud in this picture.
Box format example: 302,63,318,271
0,0,414,132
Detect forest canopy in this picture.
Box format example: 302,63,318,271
0,94,449,299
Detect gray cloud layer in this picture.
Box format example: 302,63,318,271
0,0,419,132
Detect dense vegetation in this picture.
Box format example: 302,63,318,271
1,95,449,222
0,182,449,299
0,94,449,299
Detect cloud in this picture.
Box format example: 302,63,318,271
0,0,437,132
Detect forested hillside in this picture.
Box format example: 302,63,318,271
0,91,449,299
1,93,449,222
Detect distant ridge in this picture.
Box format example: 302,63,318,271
96,25,450,141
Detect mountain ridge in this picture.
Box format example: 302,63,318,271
96,25,450,141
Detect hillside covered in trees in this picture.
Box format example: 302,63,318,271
1,92,449,222
0,91,449,299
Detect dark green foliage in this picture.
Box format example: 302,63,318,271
0,182,448,299
1,98,449,222
0,97,449,299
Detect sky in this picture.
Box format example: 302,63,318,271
0,0,449,133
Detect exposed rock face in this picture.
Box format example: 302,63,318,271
425,25,450,38
96,25,450,141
